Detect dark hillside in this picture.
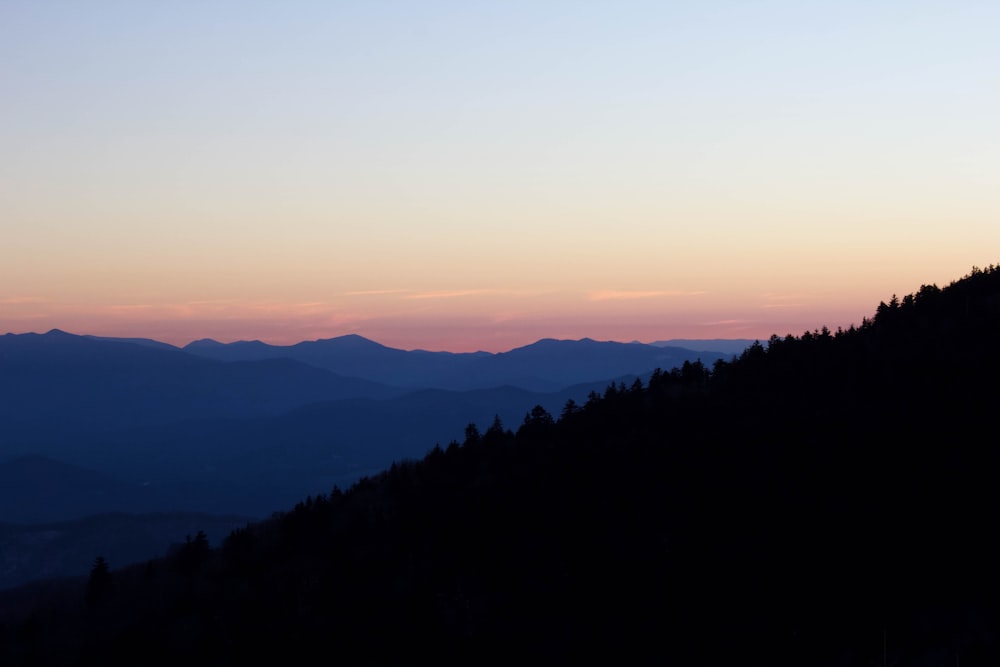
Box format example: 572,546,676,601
2,266,999,665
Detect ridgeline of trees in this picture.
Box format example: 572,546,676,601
2,266,1000,665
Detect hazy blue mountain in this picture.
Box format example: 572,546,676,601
0,456,167,524
82,334,182,352
185,334,491,388
649,338,756,356
184,337,283,359
48,378,630,519
1,329,724,524
0,330,404,454
184,334,723,391
467,338,723,391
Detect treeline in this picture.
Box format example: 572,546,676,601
3,265,1000,665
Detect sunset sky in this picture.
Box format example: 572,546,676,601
2,1,998,351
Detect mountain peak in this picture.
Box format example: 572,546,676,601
300,334,390,350
185,338,224,348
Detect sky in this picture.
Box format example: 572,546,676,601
2,1,998,352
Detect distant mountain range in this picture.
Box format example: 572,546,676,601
1,329,401,439
650,338,755,355
180,333,740,391
0,329,730,526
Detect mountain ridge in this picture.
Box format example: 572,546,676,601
178,333,727,390
0,329,719,524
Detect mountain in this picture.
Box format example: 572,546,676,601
462,337,716,391
184,334,723,391
184,334,486,388
0,456,176,523
82,334,182,352
32,379,633,520
3,327,697,524
3,266,998,664
649,338,755,356
0,330,403,453
0,456,165,524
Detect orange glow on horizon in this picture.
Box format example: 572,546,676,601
1,283,900,353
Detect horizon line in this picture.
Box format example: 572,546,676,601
3,328,762,354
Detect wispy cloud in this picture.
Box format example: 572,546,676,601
185,299,242,306
759,292,808,309
103,304,157,312
406,289,496,300
588,289,705,301
344,289,412,297
0,296,46,304
96,300,337,319
702,319,752,326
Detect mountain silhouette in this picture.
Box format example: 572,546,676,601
184,334,722,390
650,338,755,355
0,456,164,524
0,330,403,451
2,329,715,523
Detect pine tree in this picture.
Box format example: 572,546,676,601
85,556,112,607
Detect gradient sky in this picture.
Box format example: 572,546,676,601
2,1,998,351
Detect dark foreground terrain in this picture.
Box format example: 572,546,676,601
2,266,999,665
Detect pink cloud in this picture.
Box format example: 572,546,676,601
405,290,490,300
0,296,47,304
343,289,412,296
588,289,705,301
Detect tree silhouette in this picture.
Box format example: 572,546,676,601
85,556,112,607
560,398,579,421
463,422,481,447
176,530,210,576
483,414,510,445
524,404,554,427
